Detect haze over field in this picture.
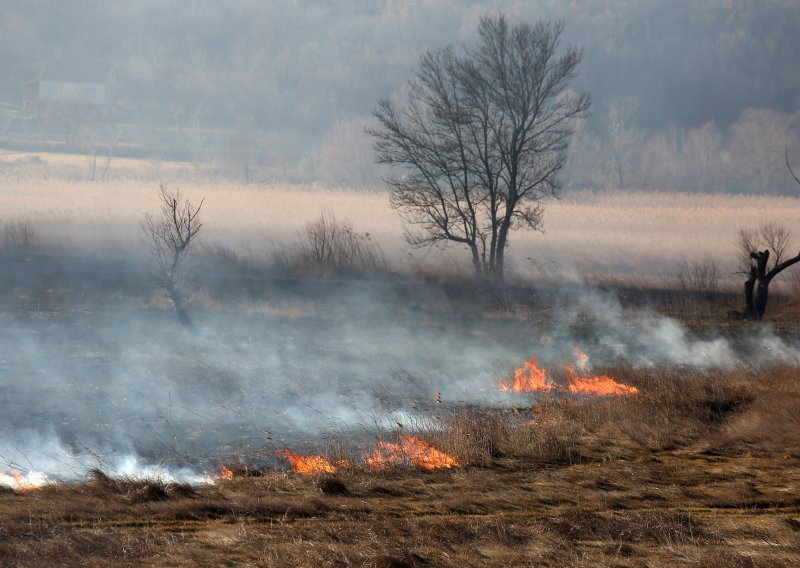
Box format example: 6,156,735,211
1,1,799,193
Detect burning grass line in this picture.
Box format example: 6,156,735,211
275,437,459,475
500,349,639,398
499,357,554,393
565,367,640,397
0,467,49,492
277,449,344,475
363,436,460,471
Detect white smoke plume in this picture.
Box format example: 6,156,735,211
0,272,797,484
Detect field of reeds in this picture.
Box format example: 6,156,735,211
0,158,799,282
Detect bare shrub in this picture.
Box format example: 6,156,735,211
674,257,720,295
2,219,36,259
198,243,243,271
286,210,387,277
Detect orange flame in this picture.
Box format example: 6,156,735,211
363,436,459,470
277,449,343,475
0,468,44,492
573,347,589,369
566,366,639,397
499,358,554,393
12,469,34,492
214,465,235,480
502,350,639,398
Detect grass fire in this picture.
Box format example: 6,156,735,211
0,196,798,567
2,2,800,564
1,102,800,567
0,194,798,567
362,436,459,470
500,350,639,397
277,449,342,475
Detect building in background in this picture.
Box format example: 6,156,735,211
23,56,115,114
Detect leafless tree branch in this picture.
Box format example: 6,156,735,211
141,184,204,330
369,14,588,277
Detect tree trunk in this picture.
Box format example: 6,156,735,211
755,279,769,320
167,283,194,331
743,248,800,320
469,243,482,275
743,266,758,320
744,250,770,321
614,153,625,190
494,228,508,278
488,191,499,273
101,152,113,180
493,207,515,279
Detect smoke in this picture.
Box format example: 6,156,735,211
542,286,797,369
0,276,515,484
0,262,798,487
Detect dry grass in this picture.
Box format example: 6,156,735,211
423,365,767,469
1,365,798,566
715,367,800,456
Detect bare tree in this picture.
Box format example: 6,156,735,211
732,151,800,320
371,15,589,278
372,47,491,274
81,122,123,181
728,109,798,195
683,122,723,191
142,184,204,330
787,147,800,188
601,96,641,190
737,222,800,320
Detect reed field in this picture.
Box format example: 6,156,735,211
0,157,798,282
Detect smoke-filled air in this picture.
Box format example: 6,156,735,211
1,2,799,567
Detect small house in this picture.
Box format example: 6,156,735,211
24,56,115,112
